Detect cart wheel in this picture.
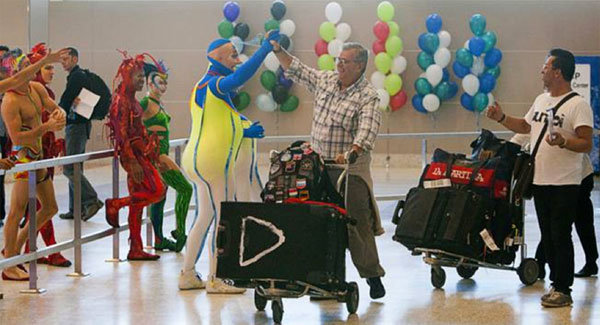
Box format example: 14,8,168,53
272,298,284,324
517,258,539,286
345,282,359,314
254,290,267,311
431,266,446,289
456,265,478,279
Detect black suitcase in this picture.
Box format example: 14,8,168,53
216,202,348,289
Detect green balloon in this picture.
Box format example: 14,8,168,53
264,19,280,33
455,48,473,68
271,85,288,104
374,53,392,74
377,1,395,22
482,31,497,53
319,22,336,42
472,92,489,112
260,70,277,91
417,52,434,70
414,78,432,96
233,91,251,111
218,20,234,38
280,95,299,112
384,73,402,96
387,21,400,37
318,54,335,71
385,36,403,57
434,81,451,100
487,66,501,78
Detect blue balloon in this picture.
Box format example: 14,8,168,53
426,14,443,33
412,95,428,114
442,68,450,82
479,73,496,94
469,14,487,36
484,48,503,68
418,33,440,54
448,81,459,99
278,71,293,89
461,93,474,111
452,61,470,79
223,1,240,22
469,37,486,57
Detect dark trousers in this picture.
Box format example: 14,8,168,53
63,123,98,212
533,184,580,294
0,135,7,221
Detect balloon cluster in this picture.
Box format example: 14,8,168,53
454,14,502,112
256,0,299,113
314,2,352,71
371,1,407,112
219,1,252,111
412,14,458,114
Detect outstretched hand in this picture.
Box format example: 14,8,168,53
243,121,265,139
263,30,281,51
44,48,70,64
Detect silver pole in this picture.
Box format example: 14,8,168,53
421,138,428,170
106,157,122,262
68,163,89,277
145,207,153,249
20,170,45,294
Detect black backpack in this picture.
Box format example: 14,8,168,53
82,69,111,120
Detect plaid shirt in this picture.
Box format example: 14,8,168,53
285,57,381,159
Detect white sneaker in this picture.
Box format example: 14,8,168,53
178,269,205,290
206,278,246,294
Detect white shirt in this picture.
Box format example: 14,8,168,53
524,92,593,185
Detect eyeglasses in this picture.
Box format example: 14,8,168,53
335,57,360,65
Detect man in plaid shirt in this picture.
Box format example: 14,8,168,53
273,40,386,299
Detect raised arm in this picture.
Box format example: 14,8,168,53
486,102,531,134
0,48,68,93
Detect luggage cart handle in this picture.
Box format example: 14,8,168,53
216,221,231,257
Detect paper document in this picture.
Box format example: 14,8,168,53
73,88,100,120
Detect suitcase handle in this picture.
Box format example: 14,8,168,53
216,221,231,257
392,200,405,225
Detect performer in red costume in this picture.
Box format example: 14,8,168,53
105,51,166,260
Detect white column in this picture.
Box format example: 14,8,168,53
28,0,49,47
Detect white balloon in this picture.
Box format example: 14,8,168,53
264,52,280,72
371,71,386,89
464,40,470,49
238,54,249,63
376,88,390,110
256,93,277,112
462,74,480,96
422,94,440,112
279,19,296,37
425,64,443,87
325,2,343,24
438,30,451,48
487,93,495,106
335,23,352,42
230,36,244,54
327,39,344,57
391,56,407,74
471,56,485,76
419,72,427,79
433,48,451,68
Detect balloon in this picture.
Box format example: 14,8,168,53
336,23,352,42
433,47,451,68
417,52,434,71
460,93,474,111
279,34,291,50
270,1,287,20
373,21,390,41
371,71,386,89
233,23,250,40
412,95,428,114
385,36,403,57
469,14,487,36
455,48,473,68
469,37,486,57
223,1,240,22
391,56,407,74
277,68,293,89
472,92,489,112
422,94,440,112
438,30,451,48
415,78,432,96
218,20,234,38
318,54,335,70
230,36,244,54
487,93,495,107
325,2,343,24
256,93,277,112
376,88,390,110
442,68,450,82
264,19,280,32
425,64,443,87
434,81,451,100
426,14,443,33
479,73,496,93
271,84,288,104
374,53,392,74
264,52,280,72
390,91,408,111
484,48,503,68
464,40,470,49
232,91,250,111
279,19,296,37
471,56,485,76
314,39,329,56
384,74,402,96
482,31,497,53
327,39,344,57
260,70,277,90
448,81,459,98
319,22,336,42
418,33,440,54
280,95,299,112
487,65,501,79
388,21,400,37
377,1,395,22
462,74,480,96
372,39,386,55
452,61,470,78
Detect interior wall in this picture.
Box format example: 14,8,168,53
0,0,29,50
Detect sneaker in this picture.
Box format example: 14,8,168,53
574,264,598,278
541,291,573,308
367,277,386,299
206,278,246,294
59,211,74,220
178,269,205,290
541,287,555,301
83,200,104,221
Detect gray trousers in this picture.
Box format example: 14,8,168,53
327,168,385,278
64,123,98,212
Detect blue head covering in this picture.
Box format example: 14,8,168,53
207,38,231,54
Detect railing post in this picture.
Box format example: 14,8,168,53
421,138,428,170
68,163,89,277
106,156,123,262
145,207,153,249
20,170,45,294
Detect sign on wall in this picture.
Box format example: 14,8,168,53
574,57,600,172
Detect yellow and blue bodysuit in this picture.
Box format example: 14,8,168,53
234,117,263,202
